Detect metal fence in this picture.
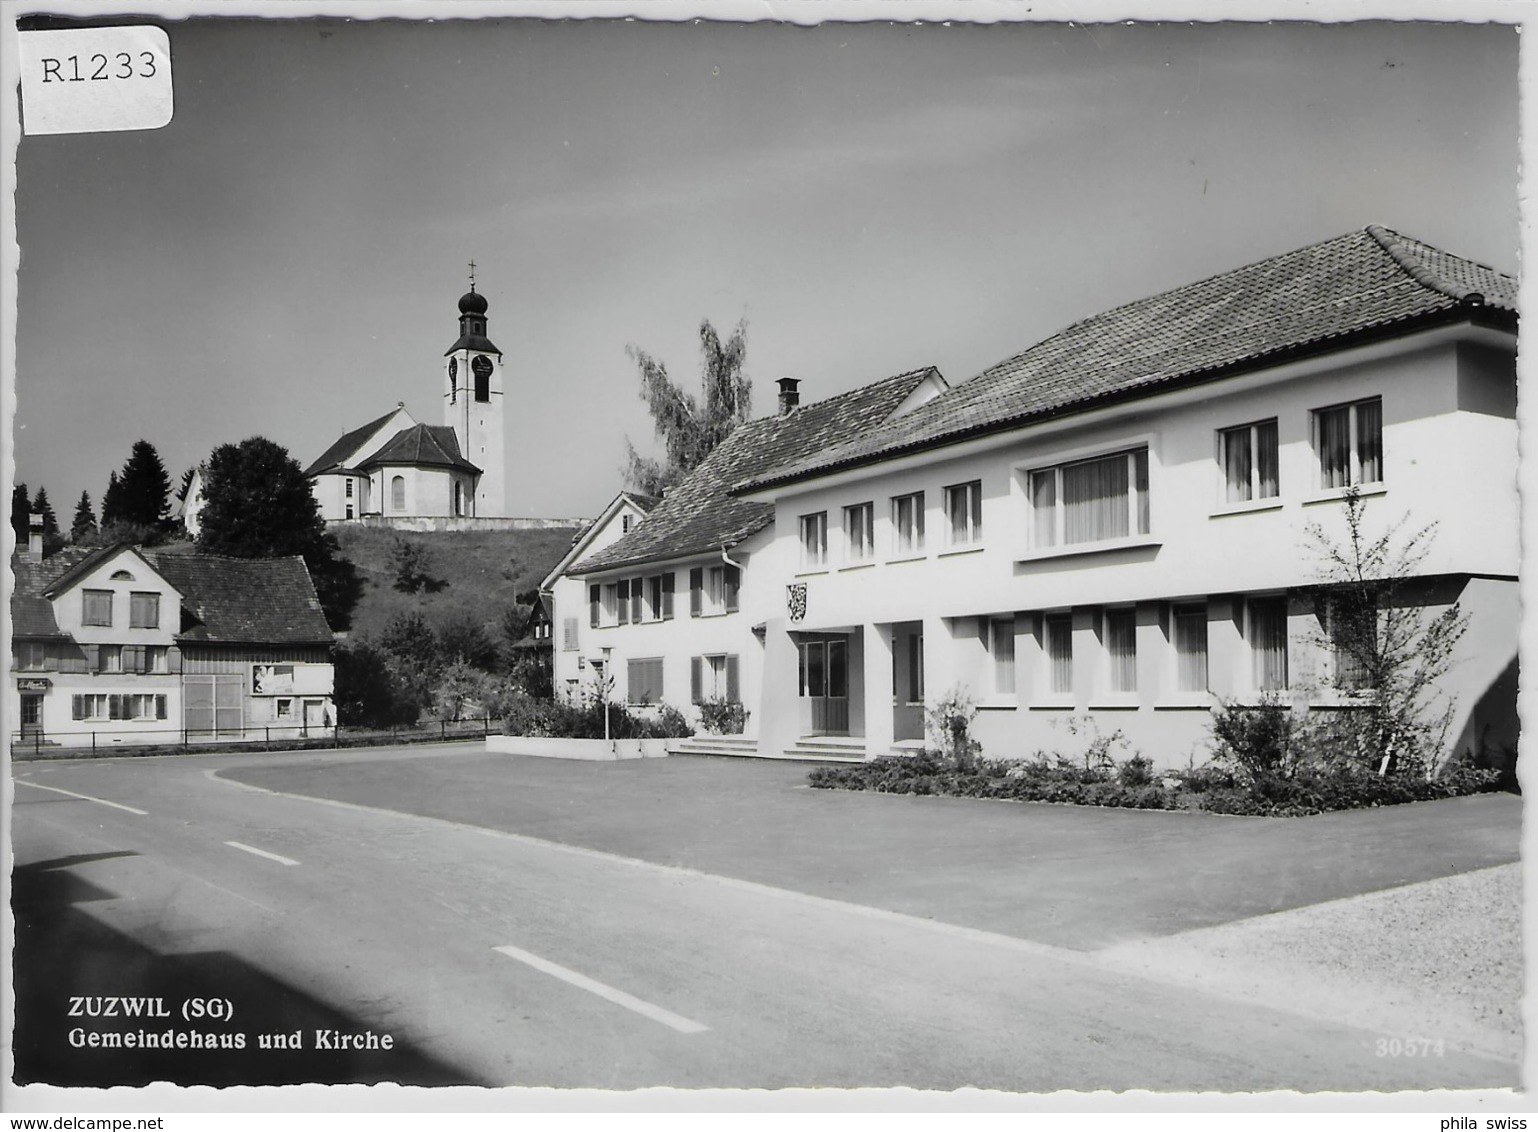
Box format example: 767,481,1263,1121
8,717,498,759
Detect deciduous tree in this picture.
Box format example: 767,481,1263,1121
622,319,751,496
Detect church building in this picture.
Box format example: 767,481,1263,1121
305,280,507,521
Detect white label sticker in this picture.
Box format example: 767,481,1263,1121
19,26,173,136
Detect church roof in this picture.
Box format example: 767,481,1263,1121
444,333,501,356
305,406,410,476
357,424,482,475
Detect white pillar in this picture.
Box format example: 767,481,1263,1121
863,623,896,758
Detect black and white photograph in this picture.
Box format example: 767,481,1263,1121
2,0,1528,1117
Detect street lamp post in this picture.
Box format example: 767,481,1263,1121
601,646,613,749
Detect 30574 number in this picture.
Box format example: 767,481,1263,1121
40,52,158,83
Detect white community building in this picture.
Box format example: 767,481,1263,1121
552,226,1518,770
305,284,507,521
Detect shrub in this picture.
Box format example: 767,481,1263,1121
697,698,749,735
499,690,693,740
926,688,983,771
1117,753,1155,787
1210,697,1304,784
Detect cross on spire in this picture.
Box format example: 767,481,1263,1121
467,259,478,292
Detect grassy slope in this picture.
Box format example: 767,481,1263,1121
332,526,582,645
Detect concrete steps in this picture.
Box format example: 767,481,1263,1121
667,734,869,763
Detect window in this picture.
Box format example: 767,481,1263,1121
1220,420,1279,503
129,592,160,629
945,481,983,546
1247,597,1290,692
800,512,828,569
1172,604,1209,693
146,646,170,674
346,479,354,498
72,694,109,721
475,365,491,403
843,503,874,562
391,476,406,512
1315,397,1382,489
691,654,739,703
1031,448,1149,549
621,514,633,534
346,505,354,520
98,645,123,674
641,574,671,622
1103,608,1137,694
82,589,113,627
609,581,625,624
984,617,1016,696
16,642,50,671
628,658,665,705
1324,592,1377,691
73,694,166,721
276,698,294,719
690,565,739,617
1044,613,1074,696
588,585,601,629
892,492,925,555
454,482,464,517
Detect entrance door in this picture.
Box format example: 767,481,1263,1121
303,699,325,735
798,638,849,735
20,694,43,739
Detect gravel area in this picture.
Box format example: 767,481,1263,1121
1096,862,1523,1062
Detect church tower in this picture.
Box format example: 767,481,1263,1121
443,271,506,516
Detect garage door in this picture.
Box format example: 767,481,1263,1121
183,675,244,739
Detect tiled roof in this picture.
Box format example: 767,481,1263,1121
572,367,942,575
305,406,404,476
144,552,333,644
742,226,1517,491
357,424,481,475
9,547,100,637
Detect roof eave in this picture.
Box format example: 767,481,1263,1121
739,304,1515,493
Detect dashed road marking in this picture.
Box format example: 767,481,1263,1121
224,840,299,867
493,944,709,1034
15,778,148,815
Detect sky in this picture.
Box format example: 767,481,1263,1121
9,14,1520,523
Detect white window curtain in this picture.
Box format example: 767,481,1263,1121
1173,605,1208,693
1064,454,1129,543
985,617,1016,695
1249,598,1289,692
1356,399,1382,484
1105,608,1137,693
1045,614,1073,695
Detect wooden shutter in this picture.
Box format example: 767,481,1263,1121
726,655,740,702
689,568,703,617
617,579,630,625
589,584,600,628
662,573,675,620
690,657,703,704
72,695,84,721
84,644,100,673
725,566,741,613
168,646,183,674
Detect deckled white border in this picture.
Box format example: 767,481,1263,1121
1,0,1531,1120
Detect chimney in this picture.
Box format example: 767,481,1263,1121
28,513,43,561
777,377,801,415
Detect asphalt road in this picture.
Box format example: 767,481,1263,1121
9,744,1522,1092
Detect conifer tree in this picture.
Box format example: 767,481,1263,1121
10,481,29,547
71,491,98,543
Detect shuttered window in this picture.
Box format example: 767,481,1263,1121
627,658,665,705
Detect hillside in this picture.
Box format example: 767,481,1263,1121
332,525,583,646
